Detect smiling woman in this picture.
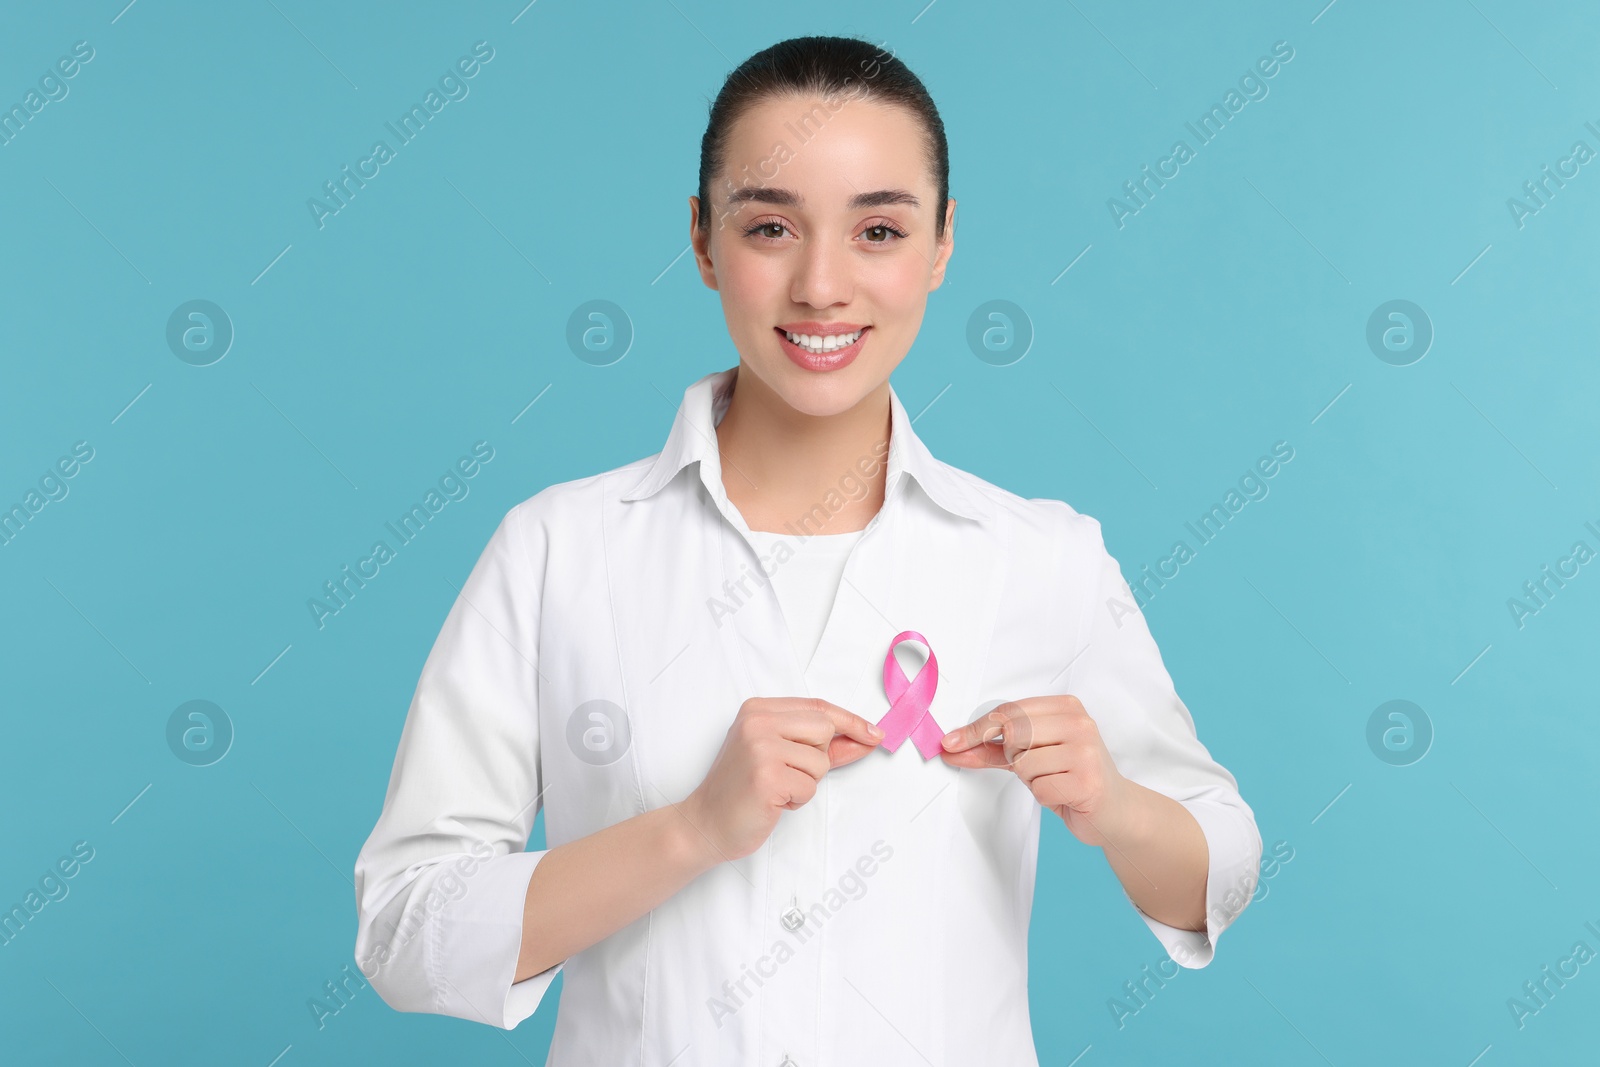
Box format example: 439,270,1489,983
688,38,954,467
354,34,1262,1067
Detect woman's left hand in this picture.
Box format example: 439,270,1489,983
939,695,1137,848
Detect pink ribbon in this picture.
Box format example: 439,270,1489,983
875,631,944,759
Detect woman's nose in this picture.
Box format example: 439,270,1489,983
789,237,853,307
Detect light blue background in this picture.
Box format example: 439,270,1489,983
3,1,1597,1063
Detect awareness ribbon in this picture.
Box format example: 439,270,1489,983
875,630,944,759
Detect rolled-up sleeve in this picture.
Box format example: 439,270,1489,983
353,498,562,1028
1061,513,1263,969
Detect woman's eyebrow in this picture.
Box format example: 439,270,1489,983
723,186,921,211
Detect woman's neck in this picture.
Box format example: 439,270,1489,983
714,363,890,535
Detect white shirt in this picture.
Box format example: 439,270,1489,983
352,364,1262,1067
746,527,865,668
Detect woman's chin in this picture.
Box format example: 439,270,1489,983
739,345,898,419
769,365,880,418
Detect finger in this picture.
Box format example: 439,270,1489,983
1011,742,1077,785
939,739,1012,769
942,706,1052,769
768,705,836,749
776,766,818,809
773,699,883,749
827,734,880,769
1029,769,1092,813
820,702,887,747
776,737,830,781
941,709,1009,754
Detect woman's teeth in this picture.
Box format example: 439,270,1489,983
784,328,863,354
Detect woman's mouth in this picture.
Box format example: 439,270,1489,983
775,326,869,372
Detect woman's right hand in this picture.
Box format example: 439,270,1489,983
681,697,885,862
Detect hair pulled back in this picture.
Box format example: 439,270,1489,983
697,35,950,241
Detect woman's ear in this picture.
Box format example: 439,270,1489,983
689,196,720,291
929,197,957,291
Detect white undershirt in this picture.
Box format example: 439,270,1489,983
745,527,866,668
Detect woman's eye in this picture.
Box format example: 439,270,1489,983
743,220,791,241
861,223,909,244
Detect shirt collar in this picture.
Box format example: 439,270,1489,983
619,364,992,524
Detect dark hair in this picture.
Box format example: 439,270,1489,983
697,35,950,242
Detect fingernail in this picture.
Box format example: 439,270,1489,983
869,724,885,737
942,731,959,748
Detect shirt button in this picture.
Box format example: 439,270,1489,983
781,905,805,931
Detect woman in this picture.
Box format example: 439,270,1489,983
354,35,1261,1066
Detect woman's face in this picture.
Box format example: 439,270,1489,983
690,92,956,418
